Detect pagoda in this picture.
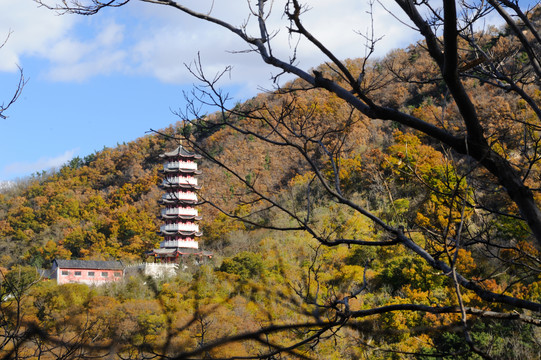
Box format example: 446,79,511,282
149,143,211,263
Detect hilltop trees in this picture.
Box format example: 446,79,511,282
26,0,541,358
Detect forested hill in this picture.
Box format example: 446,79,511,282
0,64,375,268
2,6,541,358
0,132,164,266
1,11,540,269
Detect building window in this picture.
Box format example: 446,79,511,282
74,271,82,276
88,271,95,277
101,272,108,277
61,270,69,276
114,272,122,277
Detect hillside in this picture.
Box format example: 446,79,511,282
1,9,541,358
0,65,391,268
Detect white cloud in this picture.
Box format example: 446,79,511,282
0,0,127,81
0,0,420,87
0,0,77,71
126,0,420,93
1,148,79,180
45,21,127,81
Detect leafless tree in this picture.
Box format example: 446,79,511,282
0,33,25,120
0,267,41,359
31,0,541,358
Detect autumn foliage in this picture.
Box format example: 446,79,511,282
2,4,541,358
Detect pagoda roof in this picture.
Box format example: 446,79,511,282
158,214,203,221
159,183,202,190
158,198,199,205
148,248,213,257
160,168,202,175
160,145,202,159
148,248,178,257
177,249,212,256
158,230,203,237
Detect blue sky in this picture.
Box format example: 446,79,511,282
2,0,512,182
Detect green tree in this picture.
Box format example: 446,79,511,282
219,251,266,280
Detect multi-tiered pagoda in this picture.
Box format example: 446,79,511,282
149,144,212,263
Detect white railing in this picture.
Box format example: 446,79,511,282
126,262,178,269
162,192,198,201
164,161,197,170
160,223,200,232
161,207,198,217
163,176,198,186
160,239,199,249
125,263,179,278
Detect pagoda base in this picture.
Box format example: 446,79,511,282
147,247,213,264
